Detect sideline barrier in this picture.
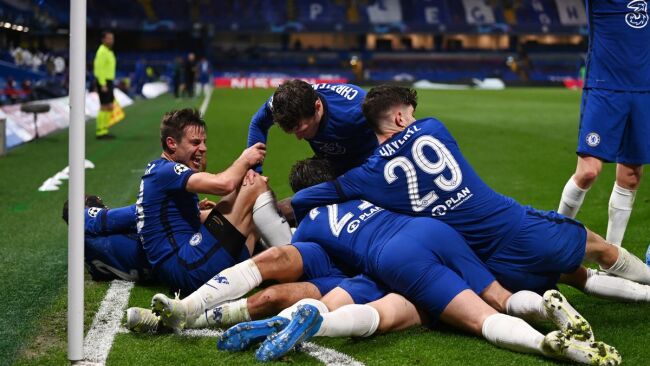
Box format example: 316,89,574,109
0,89,134,151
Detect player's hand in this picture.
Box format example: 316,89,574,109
243,169,259,186
199,198,216,210
101,85,108,93
239,143,266,168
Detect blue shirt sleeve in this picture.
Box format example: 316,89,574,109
247,97,274,173
291,166,370,222
157,162,195,192
291,181,345,223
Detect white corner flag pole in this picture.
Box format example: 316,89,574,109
68,0,86,361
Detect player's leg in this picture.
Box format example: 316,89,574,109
219,274,387,353
559,156,602,218
152,245,302,328
607,164,642,245
583,228,650,284
205,269,347,330
215,174,291,247
560,267,650,302
559,88,628,217
128,281,323,333
153,241,342,330
607,90,650,245
85,233,150,282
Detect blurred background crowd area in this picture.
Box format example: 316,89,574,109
0,0,588,105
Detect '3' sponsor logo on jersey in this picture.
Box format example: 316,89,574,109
626,0,648,29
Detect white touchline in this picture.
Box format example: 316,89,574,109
83,280,134,364
199,87,213,116
119,327,366,366
90,279,364,366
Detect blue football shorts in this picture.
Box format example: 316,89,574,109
577,88,650,165
485,206,586,294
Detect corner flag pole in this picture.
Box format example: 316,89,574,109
68,0,86,361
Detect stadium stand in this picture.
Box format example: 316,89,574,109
0,0,589,99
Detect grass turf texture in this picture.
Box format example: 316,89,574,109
1,88,648,365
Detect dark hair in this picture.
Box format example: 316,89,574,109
160,108,206,152
289,158,336,193
101,31,113,40
271,79,319,132
362,85,418,133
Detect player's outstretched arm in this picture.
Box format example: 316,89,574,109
187,143,266,196
291,181,346,222
247,99,274,173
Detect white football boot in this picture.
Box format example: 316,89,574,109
151,293,197,332
543,290,594,341
125,307,162,333
544,330,621,366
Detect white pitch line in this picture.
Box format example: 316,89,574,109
118,321,365,366
82,280,134,364
199,87,213,116
302,342,365,366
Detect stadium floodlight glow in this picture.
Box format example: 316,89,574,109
4,23,11,28
23,27,29,32
11,24,17,30
68,0,86,361
16,25,23,31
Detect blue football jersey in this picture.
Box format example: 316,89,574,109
292,118,526,260
585,0,650,91
293,199,410,275
135,158,200,268
247,83,377,174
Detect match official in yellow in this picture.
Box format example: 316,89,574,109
94,31,116,139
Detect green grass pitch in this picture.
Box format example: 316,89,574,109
1,88,649,366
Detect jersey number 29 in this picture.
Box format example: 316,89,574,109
384,135,462,212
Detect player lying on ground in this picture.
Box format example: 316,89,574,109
133,108,293,294
133,224,622,364
144,152,650,332
143,198,621,364
143,162,628,364
221,291,619,365
291,85,650,298
210,158,627,364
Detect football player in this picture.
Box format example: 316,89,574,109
247,79,375,176
558,0,650,246
292,86,650,299
247,79,376,224
149,160,620,365
135,108,291,295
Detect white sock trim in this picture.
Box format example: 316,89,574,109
278,298,329,320
482,313,545,355
316,304,379,338
505,291,548,324
606,182,636,245
604,246,650,285
558,176,589,218
253,191,292,247
184,259,262,316
584,268,650,302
